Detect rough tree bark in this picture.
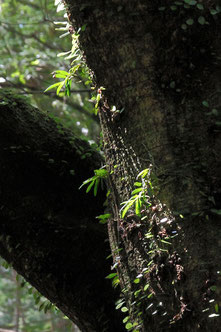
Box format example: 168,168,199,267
64,0,221,331
0,90,124,331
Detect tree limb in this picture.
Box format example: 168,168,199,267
0,90,123,332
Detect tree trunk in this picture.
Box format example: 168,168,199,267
0,90,124,331
65,0,221,331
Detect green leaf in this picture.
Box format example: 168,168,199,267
160,239,172,245
131,188,143,195
44,82,62,92
135,198,141,215
198,16,206,25
44,301,53,313
184,0,196,4
31,59,39,66
134,182,142,187
121,200,135,218
186,18,194,25
96,93,101,103
79,177,94,189
71,64,81,74
98,219,108,224
189,0,197,5
202,100,209,107
123,316,129,323
126,322,133,330
210,9,218,15
94,168,108,178
116,302,124,310
93,170,106,179
39,303,45,311
144,283,150,291
86,180,95,193
54,73,68,79
53,70,69,77
145,233,153,239
28,287,33,294
197,4,204,10
96,213,111,225
106,273,117,279
134,289,141,297
210,209,221,215
81,24,87,31
137,168,149,179
35,296,41,305
56,80,65,95
65,79,71,96
94,106,99,116
121,306,129,312
93,178,100,196
112,276,120,288
133,278,140,284
96,213,111,220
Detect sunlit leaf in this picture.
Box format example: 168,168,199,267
93,178,100,196
86,180,95,193
106,273,117,279
56,80,65,95
131,188,143,195
125,322,133,329
121,200,135,218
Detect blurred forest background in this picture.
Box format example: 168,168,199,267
0,258,79,331
0,0,97,330
0,0,99,140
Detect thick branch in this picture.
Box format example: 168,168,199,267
0,90,123,332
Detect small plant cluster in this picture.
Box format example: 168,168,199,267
80,166,162,331
79,166,112,224
113,169,181,331
45,2,107,116
159,0,221,30
45,25,91,97
45,1,92,99
120,168,154,218
79,166,108,196
114,233,174,331
89,86,106,115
